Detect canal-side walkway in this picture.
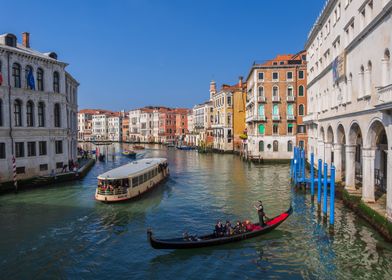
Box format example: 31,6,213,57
0,158,96,194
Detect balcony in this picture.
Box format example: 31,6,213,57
246,115,266,123
272,115,280,121
272,96,280,102
257,95,266,102
376,84,392,111
287,114,295,120
255,115,266,121
286,95,295,102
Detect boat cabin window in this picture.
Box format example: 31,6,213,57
132,176,139,188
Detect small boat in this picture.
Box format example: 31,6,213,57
176,146,194,150
98,154,105,162
147,206,292,249
122,150,136,158
133,145,145,150
96,158,169,202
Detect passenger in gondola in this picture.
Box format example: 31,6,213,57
254,200,266,227
214,221,223,237
234,221,242,234
225,220,233,236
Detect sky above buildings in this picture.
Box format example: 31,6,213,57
1,0,325,111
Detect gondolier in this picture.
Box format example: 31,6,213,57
254,200,266,226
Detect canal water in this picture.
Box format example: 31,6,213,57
1,144,392,279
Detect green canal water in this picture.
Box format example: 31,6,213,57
1,144,392,279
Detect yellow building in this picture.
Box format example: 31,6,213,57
211,77,246,152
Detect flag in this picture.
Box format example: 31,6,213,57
0,71,3,85
27,68,35,90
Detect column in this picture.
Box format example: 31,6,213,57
362,148,376,203
325,142,332,166
387,149,392,222
345,145,356,190
334,144,343,181
318,140,324,162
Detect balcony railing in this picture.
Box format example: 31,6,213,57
272,96,280,102
286,96,295,102
272,115,280,121
376,84,392,109
257,95,266,102
287,114,295,120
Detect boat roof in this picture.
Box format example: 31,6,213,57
97,158,167,180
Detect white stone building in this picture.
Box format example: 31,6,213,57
129,109,142,142
108,114,122,142
193,101,213,146
304,0,392,220
0,32,78,182
212,88,234,151
77,110,93,141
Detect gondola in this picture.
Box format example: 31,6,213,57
98,154,105,162
147,205,292,249
133,145,145,150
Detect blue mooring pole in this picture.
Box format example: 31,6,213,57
317,159,322,204
323,163,328,215
330,165,335,225
294,148,297,185
301,149,306,183
310,153,314,196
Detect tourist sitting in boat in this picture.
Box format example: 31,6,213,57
225,221,233,236
214,221,224,237
233,221,243,234
254,200,266,226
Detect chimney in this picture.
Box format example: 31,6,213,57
209,80,216,101
239,76,243,87
22,32,30,48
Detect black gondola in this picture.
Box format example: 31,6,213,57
98,154,105,162
147,205,293,249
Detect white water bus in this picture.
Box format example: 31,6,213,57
96,158,169,202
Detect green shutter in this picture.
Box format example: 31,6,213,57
288,123,293,128
259,124,265,134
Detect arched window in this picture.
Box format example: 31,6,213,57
298,85,304,96
0,98,3,126
25,65,34,90
38,102,45,127
258,86,264,97
53,71,60,93
273,140,279,152
287,140,293,152
273,86,279,97
383,49,390,86
258,104,264,116
37,68,44,91
12,63,21,88
14,99,22,126
299,104,305,116
26,100,34,127
54,103,61,127
366,60,372,96
287,86,293,97
359,65,365,98
259,141,264,152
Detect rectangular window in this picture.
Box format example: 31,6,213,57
132,176,139,187
27,142,36,157
40,164,48,171
55,141,63,154
16,167,25,174
56,162,63,169
288,123,293,134
297,125,306,134
15,142,24,158
0,143,5,158
287,72,293,80
39,141,47,155
299,71,304,79
258,72,264,80
272,72,279,81
273,124,279,135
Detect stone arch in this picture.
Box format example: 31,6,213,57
319,126,325,142
364,119,388,203
327,125,334,143
336,123,346,145
347,122,363,189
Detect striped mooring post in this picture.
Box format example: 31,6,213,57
12,155,18,193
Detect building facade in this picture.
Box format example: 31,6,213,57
304,0,392,220
245,52,307,159
0,32,78,182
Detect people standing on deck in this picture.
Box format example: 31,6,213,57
254,200,266,227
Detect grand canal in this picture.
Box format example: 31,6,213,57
1,144,392,279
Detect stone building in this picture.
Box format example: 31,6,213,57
0,32,78,182
192,100,214,147
245,52,307,160
304,0,392,220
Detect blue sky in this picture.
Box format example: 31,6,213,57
1,0,325,111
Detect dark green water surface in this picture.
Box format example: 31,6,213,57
1,144,392,279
